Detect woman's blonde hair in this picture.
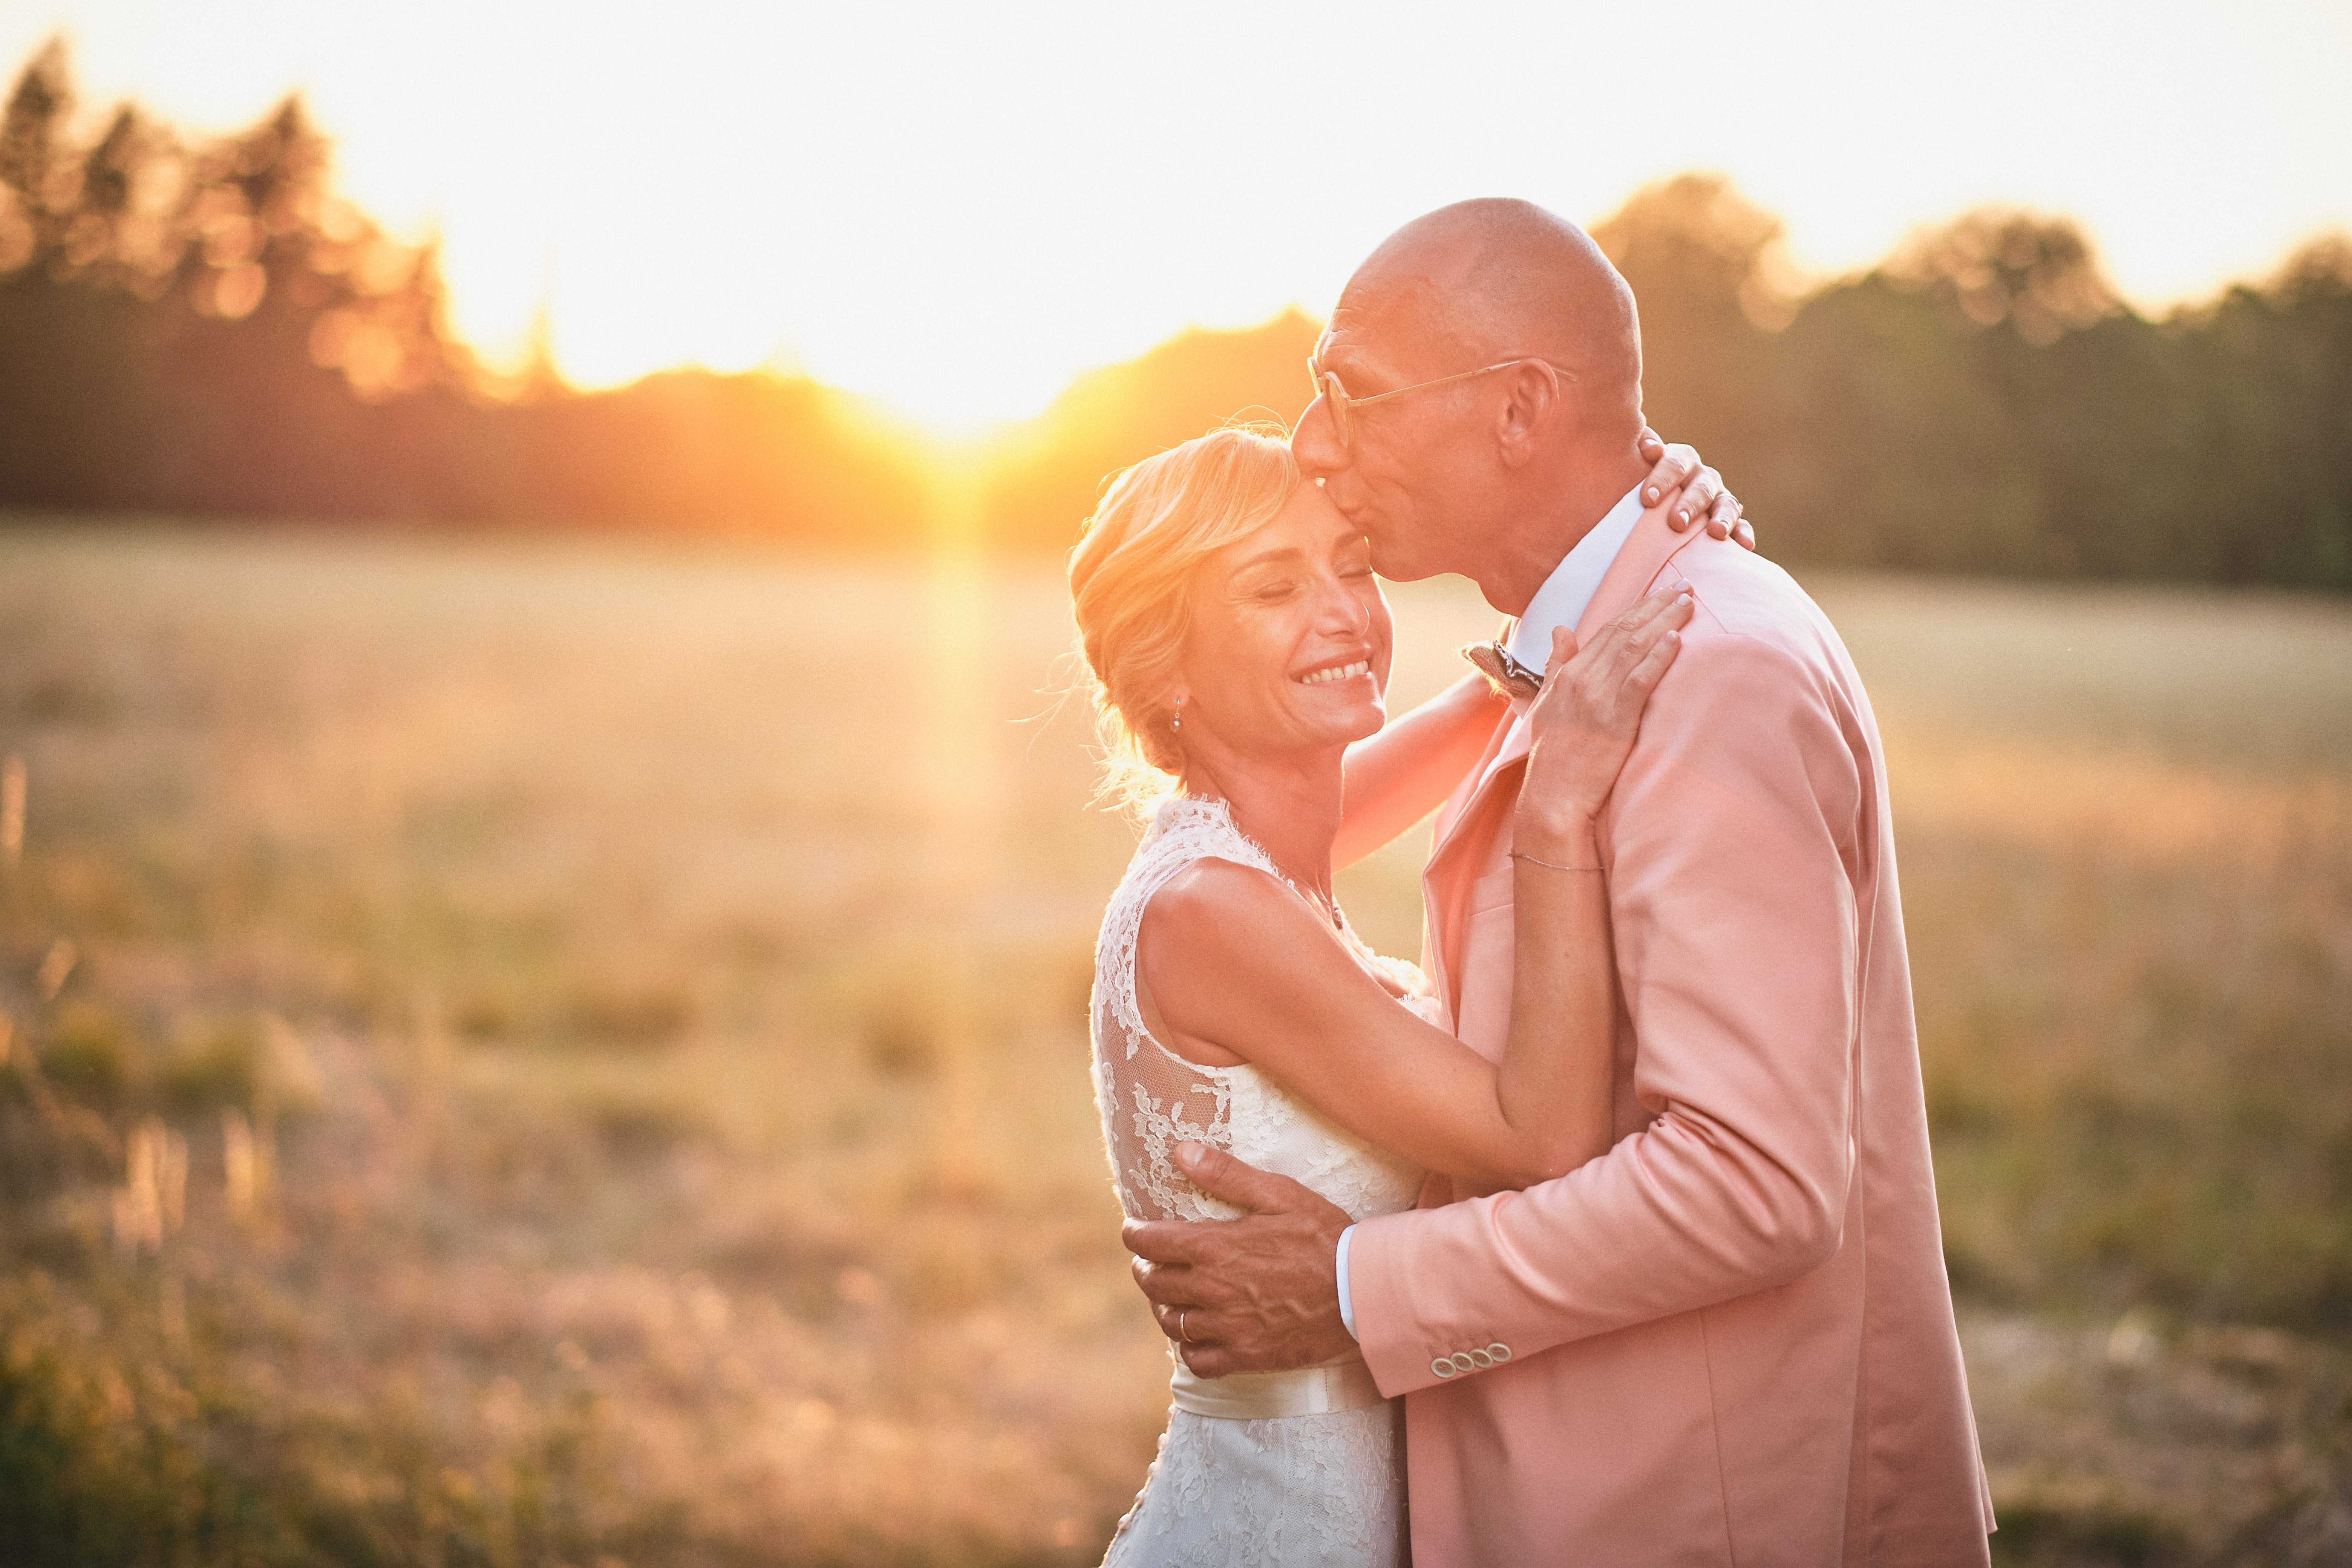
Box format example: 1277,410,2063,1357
1066,425,1300,819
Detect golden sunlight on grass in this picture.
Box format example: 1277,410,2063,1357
0,530,2346,1565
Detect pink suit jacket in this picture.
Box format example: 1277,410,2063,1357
1348,501,1994,1565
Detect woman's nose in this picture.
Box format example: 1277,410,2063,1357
1315,576,1371,634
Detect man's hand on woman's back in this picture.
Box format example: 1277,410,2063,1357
1123,1141,1356,1379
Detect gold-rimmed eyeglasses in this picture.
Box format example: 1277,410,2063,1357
1306,356,1554,446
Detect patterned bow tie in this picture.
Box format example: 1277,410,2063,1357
1462,639,1544,703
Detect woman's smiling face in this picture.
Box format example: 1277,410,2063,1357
1173,479,1394,765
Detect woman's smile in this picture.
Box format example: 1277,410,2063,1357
1295,656,1374,687
1170,479,1396,766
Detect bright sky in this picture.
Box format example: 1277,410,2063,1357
9,0,2350,429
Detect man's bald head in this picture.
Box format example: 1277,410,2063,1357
1335,198,1643,437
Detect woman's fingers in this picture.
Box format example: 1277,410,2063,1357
1668,467,1720,532
1703,478,1742,533
1638,441,1700,510
1605,594,1691,686
1532,590,1690,744
1573,590,1675,680
1547,623,1578,677
1620,620,1686,702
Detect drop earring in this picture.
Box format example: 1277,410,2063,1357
1169,706,1182,733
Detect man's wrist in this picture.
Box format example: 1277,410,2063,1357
1336,1225,1358,1340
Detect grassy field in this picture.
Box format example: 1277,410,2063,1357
0,521,2347,1566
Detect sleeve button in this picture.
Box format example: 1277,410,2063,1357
1486,1342,1512,1363
1468,1348,1494,1368
1431,1357,1457,1379
1449,1352,1478,1375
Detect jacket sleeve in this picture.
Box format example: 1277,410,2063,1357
1350,610,1871,1396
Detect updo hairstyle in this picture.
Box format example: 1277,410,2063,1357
1066,426,1300,818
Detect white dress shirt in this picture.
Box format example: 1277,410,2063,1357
1338,479,1649,1339
1475,479,1649,793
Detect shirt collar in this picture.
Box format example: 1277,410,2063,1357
1471,481,1647,795
1503,480,1648,675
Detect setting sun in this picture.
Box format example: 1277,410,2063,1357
7,0,2350,431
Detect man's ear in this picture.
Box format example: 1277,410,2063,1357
1493,361,1566,470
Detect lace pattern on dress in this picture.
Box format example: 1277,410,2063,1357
1088,796,1424,1225
1089,796,1275,1221
1088,795,1426,1568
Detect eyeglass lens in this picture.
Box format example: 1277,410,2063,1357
1315,369,1352,444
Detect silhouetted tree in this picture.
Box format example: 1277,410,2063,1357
0,39,2345,583
1603,174,2351,588
0,41,931,542
980,309,1318,547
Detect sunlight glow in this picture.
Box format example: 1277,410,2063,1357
9,0,2349,430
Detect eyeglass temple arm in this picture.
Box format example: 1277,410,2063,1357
1345,359,1545,407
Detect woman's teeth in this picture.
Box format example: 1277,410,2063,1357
1297,660,1370,686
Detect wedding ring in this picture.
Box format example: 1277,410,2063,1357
1178,1311,1192,1343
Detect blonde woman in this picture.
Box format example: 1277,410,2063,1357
1070,427,1726,1565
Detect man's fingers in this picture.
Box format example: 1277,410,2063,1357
1173,1141,1314,1215
1157,1301,1211,1344
1124,1215,1211,1266
1733,518,1756,551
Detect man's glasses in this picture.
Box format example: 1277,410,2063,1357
1306,356,1553,446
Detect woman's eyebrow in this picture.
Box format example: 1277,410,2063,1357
1228,544,1307,574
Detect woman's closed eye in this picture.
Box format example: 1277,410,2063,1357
1235,573,1304,604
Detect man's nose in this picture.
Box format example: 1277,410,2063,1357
1290,394,1349,482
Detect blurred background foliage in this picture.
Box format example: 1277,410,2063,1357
4,32,2351,1568
3,42,2349,580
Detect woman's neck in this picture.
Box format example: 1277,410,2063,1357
1180,746,1347,914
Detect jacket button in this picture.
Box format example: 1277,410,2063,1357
1449,1352,1478,1375
1487,1342,1512,1362
1431,1357,1457,1379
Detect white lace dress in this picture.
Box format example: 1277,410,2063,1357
1092,796,1432,1568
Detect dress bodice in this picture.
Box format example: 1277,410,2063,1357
1089,795,1426,1227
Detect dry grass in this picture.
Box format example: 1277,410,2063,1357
0,523,2346,1565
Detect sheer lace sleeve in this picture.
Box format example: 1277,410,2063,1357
1088,797,1426,1227
1088,798,1280,1221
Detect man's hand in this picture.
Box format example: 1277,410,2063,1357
1122,1141,1357,1378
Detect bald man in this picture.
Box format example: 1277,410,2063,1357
1125,200,1994,1565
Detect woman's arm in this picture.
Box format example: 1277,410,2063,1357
1334,673,1506,868
1138,590,1692,1188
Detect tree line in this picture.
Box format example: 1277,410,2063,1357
4,43,2347,585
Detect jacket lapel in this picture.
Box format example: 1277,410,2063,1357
1419,499,1713,1008
1421,701,1520,1021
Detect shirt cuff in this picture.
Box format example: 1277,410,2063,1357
1335,1224,1358,1340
